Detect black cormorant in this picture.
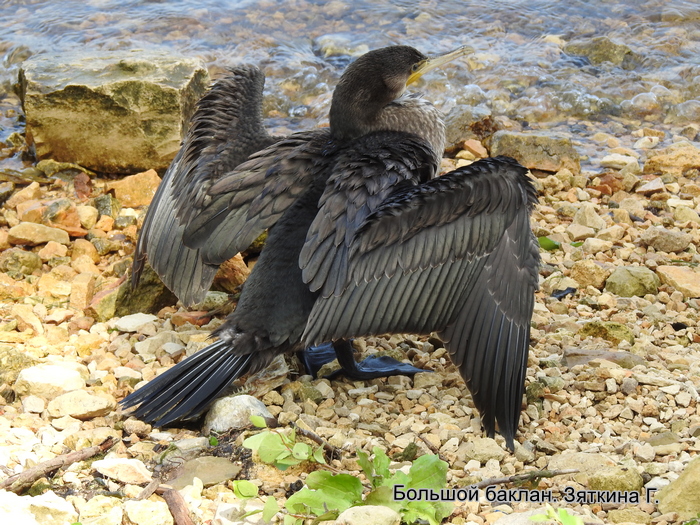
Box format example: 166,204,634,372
123,45,540,449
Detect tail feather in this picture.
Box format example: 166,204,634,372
121,339,256,427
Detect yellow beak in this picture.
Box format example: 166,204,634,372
406,45,474,86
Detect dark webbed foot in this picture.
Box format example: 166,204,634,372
300,339,428,380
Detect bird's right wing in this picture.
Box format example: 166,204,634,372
133,66,278,306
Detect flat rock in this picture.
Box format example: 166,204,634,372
563,347,645,369
548,451,616,484
639,227,691,253
123,500,173,525
588,466,644,492
605,266,660,297
656,265,700,298
0,247,42,279
0,490,78,525
336,505,401,525
169,456,242,490
76,495,124,525
570,260,612,289
19,50,209,173
644,142,700,177
14,363,87,399
489,130,580,175
203,394,274,434
47,389,115,419
461,437,506,463
656,456,700,520
579,321,634,345
8,222,70,246
105,169,162,207
92,458,152,484
607,508,651,524
114,313,158,333
601,153,639,170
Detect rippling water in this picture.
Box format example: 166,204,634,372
1,0,699,167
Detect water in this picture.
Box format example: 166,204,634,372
1,0,699,169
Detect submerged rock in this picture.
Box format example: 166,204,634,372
19,50,209,173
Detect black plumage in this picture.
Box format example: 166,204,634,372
122,45,540,449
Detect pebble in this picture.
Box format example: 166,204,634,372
47,389,115,419
123,500,174,525
202,394,273,434
7,222,70,246
14,363,87,399
92,458,153,484
113,312,159,333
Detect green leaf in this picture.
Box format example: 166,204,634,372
305,471,363,507
292,442,311,460
232,479,259,499
257,433,288,464
262,496,279,522
407,454,448,490
285,487,328,515
208,435,219,446
357,450,373,479
371,446,391,481
570,241,584,247
558,508,584,525
283,514,303,525
249,415,268,428
364,485,402,512
538,236,561,250
313,445,326,464
241,431,268,452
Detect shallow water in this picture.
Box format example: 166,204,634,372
1,0,699,167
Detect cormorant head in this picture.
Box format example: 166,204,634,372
329,45,471,141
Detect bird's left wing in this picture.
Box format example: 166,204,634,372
301,154,539,447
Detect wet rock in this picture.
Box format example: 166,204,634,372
203,394,274,434
579,321,634,345
47,389,115,419
570,260,612,289
92,458,152,484
656,456,700,520
76,495,124,525
563,36,639,68
105,169,162,207
336,505,401,525
8,222,70,246
19,50,209,173
14,363,87,399
169,456,242,490
489,131,580,175
114,313,158,333
123,500,173,525
656,265,700,298
643,142,700,177
0,247,42,278
605,266,659,297
639,227,691,253
588,466,643,492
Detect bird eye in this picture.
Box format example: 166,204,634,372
411,63,420,72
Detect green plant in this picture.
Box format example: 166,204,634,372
531,504,584,525
242,417,326,470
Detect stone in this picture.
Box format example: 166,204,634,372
413,372,443,389
212,254,251,294
14,363,87,399
461,437,506,463
92,458,152,484
203,394,274,434
601,153,639,171
114,312,158,333
565,222,595,241
0,346,38,384
581,238,613,253
548,452,616,484
656,265,700,298
607,508,651,524
37,240,68,261
0,491,39,525
72,237,101,262
5,181,42,209
22,395,46,413
336,505,401,525
76,205,100,230
674,206,700,224
71,254,100,275
123,500,173,525
597,224,625,242
570,260,612,289
76,495,124,525
19,50,209,173
605,266,660,297
105,169,162,207
588,466,643,492
169,456,242,490
541,273,579,295
70,273,96,310
214,499,267,525
489,130,580,175
563,36,638,67
114,264,178,317
0,247,42,278
644,142,700,177
656,456,700,520
47,389,115,419
0,490,78,525
133,330,180,362
8,222,70,246
37,272,72,298
639,227,691,253
579,321,634,345
636,177,665,194
563,347,645,369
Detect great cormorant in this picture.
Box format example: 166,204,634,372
123,45,540,449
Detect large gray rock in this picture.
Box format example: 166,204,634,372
605,266,660,297
19,50,209,173
656,456,700,520
489,131,580,175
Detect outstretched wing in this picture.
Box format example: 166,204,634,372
133,66,278,305
301,155,539,448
